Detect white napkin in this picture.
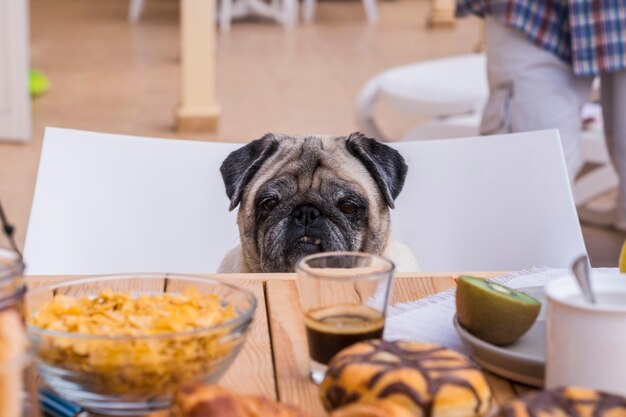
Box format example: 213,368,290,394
384,267,618,353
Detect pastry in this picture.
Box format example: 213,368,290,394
320,340,492,417
498,387,626,417
173,384,309,417
330,400,416,417
456,276,541,346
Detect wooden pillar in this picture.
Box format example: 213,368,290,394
428,0,456,28
176,0,220,132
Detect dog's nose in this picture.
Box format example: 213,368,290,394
291,204,321,226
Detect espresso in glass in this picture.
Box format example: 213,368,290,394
304,304,384,365
296,252,395,384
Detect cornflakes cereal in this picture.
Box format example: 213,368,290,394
30,288,242,396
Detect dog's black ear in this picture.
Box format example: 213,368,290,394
221,134,280,211
345,132,408,209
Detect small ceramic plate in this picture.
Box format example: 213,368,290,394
453,286,546,387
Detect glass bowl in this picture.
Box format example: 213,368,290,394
26,274,256,416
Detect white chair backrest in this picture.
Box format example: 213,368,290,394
24,128,242,275
389,130,587,271
25,128,585,275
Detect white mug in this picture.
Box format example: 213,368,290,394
545,274,626,396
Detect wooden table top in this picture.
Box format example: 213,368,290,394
28,272,532,416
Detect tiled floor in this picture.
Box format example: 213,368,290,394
0,0,622,267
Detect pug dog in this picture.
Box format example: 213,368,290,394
217,132,419,273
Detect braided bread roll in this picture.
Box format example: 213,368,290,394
320,340,492,417
498,387,626,417
173,385,309,417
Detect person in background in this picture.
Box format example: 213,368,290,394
456,1,626,230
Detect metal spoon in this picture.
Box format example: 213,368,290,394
572,255,596,304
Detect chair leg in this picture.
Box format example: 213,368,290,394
282,0,298,27
219,0,233,32
302,0,316,23
362,0,378,24
128,0,147,23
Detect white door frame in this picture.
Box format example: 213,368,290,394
0,0,31,142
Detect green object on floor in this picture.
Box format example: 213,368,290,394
29,69,50,97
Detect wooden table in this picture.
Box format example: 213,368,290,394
28,272,533,416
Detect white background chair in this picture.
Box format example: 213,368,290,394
128,0,297,32
129,0,374,29
356,54,488,139
24,128,242,275
25,128,585,274
389,130,587,271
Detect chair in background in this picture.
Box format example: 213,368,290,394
24,128,242,275
128,0,297,32
388,130,587,271
25,129,585,274
356,54,488,140
357,53,618,228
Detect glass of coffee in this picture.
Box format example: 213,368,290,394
295,252,395,384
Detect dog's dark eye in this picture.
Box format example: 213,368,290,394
260,198,278,212
339,201,359,215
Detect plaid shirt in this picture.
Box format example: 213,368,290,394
456,0,626,76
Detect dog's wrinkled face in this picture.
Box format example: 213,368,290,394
220,133,408,272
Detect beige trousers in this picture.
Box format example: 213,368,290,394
481,18,626,222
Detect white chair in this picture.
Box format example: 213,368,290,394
25,128,585,274
24,128,242,275
388,130,587,271
357,53,618,228
356,54,488,139
128,0,297,32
